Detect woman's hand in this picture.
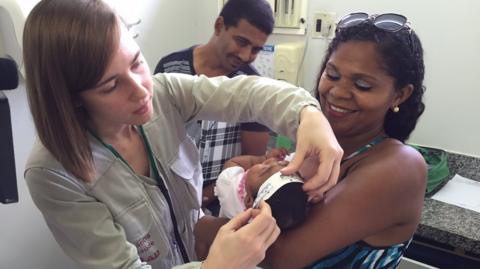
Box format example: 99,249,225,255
201,201,280,269
280,106,343,203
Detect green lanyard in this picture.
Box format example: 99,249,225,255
91,127,190,263
90,131,134,171
341,136,387,165
138,127,190,263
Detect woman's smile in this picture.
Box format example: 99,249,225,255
324,101,357,118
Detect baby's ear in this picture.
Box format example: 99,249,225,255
244,194,254,208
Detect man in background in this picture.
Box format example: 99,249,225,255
154,0,275,214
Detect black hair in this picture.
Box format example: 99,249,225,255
220,0,274,35
265,182,309,231
315,21,426,142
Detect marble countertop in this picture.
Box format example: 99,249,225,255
416,152,480,256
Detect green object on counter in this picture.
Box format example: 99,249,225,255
410,145,450,195
276,135,293,151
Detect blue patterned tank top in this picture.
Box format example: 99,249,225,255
305,239,411,269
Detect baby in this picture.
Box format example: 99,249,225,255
215,148,309,231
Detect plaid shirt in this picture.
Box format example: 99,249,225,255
197,121,242,182
155,46,268,183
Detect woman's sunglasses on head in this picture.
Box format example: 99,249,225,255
336,12,415,53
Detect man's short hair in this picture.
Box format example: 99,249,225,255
220,0,274,35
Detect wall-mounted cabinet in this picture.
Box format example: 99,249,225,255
218,0,308,35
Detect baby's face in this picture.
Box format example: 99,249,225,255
245,158,289,196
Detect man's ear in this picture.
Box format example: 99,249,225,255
393,84,414,108
214,16,225,36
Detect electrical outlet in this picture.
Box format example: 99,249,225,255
311,11,336,39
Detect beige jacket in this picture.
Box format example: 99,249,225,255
25,73,319,269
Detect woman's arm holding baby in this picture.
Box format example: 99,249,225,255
194,216,229,260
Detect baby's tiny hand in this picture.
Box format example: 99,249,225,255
266,148,288,160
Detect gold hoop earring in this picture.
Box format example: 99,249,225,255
392,106,400,113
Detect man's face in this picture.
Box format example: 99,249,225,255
215,18,269,72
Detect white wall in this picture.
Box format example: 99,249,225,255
104,0,219,71
132,0,219,72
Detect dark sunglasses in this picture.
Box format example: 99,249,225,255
336,12,415,53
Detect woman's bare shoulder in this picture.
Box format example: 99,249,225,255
349,138,427,190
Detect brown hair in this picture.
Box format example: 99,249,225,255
23,0,119,181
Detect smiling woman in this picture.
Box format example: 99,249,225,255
318,41,411,140
262,13,428,269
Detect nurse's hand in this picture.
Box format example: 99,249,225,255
280,105,343,203
201,201,279,269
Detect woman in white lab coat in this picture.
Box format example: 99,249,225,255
22,0,342,268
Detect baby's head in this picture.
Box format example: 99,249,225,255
244,157,287,203
244,158,309,231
